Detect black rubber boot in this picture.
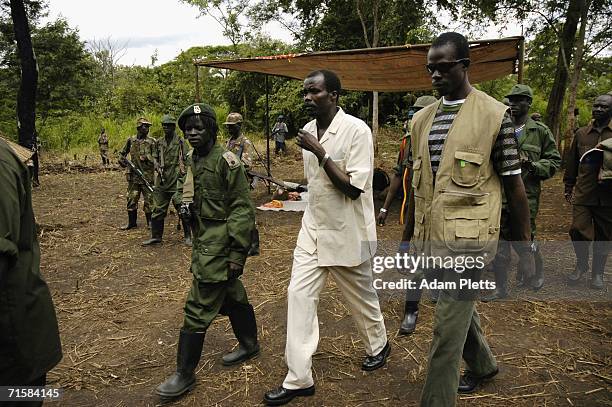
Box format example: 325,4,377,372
156,329,205,399
398,301,419,335
182,219,193,247
222,304,260,366
142,217,164,245
120,210,137,230
482,250,509,302
590,254,607,290
568,242,589,285
145,212,152,229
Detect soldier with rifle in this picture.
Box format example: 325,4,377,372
143,114,191,246
119,117,156,230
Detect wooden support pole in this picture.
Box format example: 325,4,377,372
265,74,271,194
517,37,525,84
195,64,201,102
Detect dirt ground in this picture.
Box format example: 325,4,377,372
32,144,611,407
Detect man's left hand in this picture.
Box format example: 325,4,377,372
296,129,324,157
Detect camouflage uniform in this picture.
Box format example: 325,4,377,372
98,130,109,165
119,117,156,228
224,113,255,169
151,116,187,220
156,103,259,400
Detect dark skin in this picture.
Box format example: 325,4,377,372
227,123,241,139
297,73,361,200
162,123,175,141
137,123,150,139
402,43,535,280
378,107,422,226
183,115,243,275
565,94,612,203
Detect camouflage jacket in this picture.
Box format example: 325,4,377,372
119,135,156,185
154,132,186,191
226,134,254,169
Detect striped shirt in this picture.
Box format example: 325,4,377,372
409,98,521,178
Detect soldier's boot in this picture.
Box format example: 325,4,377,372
398,301,419,335
142,217,164,245
120,210,137,230
590,254,607,290
145,212,152,229
222,304,260,366
182,220,193,247
155,329,205,399
531,245,545,291
481,263,509,302
568,242,589,285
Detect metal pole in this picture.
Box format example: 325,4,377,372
517,37,525,84
265,74,271,194
195,64,201,102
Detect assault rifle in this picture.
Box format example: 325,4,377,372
120,157,155,193
247,170,307,192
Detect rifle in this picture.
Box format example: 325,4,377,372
120,157,155,193
247,170,307,192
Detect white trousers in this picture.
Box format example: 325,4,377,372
282,245,388,389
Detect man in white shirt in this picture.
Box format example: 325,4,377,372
263,70,389,406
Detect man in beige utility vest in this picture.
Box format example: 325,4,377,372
402,32,535,406
264,70,389,406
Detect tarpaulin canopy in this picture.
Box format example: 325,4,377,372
194,37,523,92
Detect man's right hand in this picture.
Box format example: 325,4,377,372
564,185,574,203
377,209,388,226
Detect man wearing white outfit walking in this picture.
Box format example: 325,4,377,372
263,69,390,406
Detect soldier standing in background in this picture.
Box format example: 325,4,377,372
377,95,437,336
155,103,259,400
143,114,191,246
224,112,254,169
119,117,156,230
565,94,612,289
272,115,289,156
0,138,62,395
98,127,109,166
483,84,561,301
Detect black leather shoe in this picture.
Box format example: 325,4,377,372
398,311,418,335
458,368,498,394
361,341,390,371
263,385,315,406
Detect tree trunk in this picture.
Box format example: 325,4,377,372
10,0,38,149
563,0,590,164
544,0,583,146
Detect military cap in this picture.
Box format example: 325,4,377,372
413,95,438,108
161,114,176,125
506,84,533,99
223,112,243,125
177,103,217,131
136,117,152,126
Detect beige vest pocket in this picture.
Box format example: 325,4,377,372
452,151,484,187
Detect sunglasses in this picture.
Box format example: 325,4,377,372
426,58,470,74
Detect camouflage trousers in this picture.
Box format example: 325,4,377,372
183,277,251,332
127,181,152,214
151,187,182,220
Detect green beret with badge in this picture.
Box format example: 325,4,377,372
177,103,217,131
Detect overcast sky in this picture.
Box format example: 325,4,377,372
45,0,522,67
45,0,294,66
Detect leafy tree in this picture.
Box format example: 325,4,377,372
180,0,250,49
